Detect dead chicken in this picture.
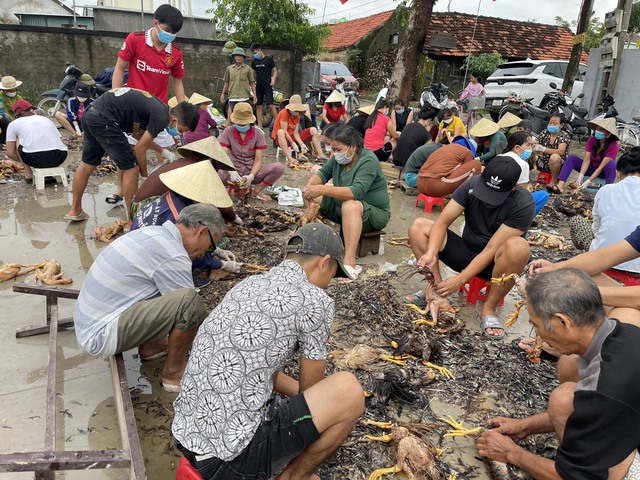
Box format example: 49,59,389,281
0,159,25,178
34,259,73,285
388,331,454,379
371,367,433,407
0,262,45,282
93,219,127,244
329,344,414,372
400,265,457,327
300,203,321,225
527,232,568,250
362,420,443,480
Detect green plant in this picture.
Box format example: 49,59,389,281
20,84,52,106
462,52,504,82
345,48,362,77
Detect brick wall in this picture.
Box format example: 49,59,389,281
0,24,300,101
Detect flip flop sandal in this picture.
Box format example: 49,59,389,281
140,349,169,361
105,193,123,204
405,289,427,307
64,211,89,222
478,314,506,340
545,185,562,195
160,378,181,393
342,265,362,281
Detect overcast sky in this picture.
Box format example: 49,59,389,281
73,0,621,28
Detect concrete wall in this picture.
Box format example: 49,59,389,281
92,7,215,39
0,24,301,102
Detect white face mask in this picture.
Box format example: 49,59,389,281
444,118,453,125
6,91,16,98
77,97,88,103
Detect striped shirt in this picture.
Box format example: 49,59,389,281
74,221,194,357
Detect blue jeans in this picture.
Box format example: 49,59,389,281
404,172,418,188
532,190,549,217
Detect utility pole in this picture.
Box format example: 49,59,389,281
608,0,634,95
562,0,595,94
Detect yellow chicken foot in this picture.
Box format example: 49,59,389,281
382,355,407,366
505,301,524,328
424,362,455,379
406,303,429,315
364,434,393,443
413,318,437,326
362,419,393,429
490,273,518,285
448,473,458,480
440,415,482,437
243,263,268,271
369,465,401,480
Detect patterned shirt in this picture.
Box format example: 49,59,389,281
536,128,572,170
172,260,334,460
74,222,194,357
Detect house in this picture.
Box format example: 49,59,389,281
1,0,93,28
323,9,590,95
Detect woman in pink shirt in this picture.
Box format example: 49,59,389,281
183,93,218,145
364,99,400,162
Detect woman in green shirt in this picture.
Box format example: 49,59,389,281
303,125,390,279
470,118,507,165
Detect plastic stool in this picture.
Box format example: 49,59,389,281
536,171,552,184
415,194,445,213
227,184,253,198
32,166,68,190
176,456,202,480
459,276,504,306
604,269,640,286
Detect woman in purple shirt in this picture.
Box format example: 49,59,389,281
552,117,620,194
182,93,218,144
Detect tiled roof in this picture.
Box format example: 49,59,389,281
427,12,589,63
323,9,589,63
323,10,393,51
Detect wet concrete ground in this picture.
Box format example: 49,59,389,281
0,141,536,479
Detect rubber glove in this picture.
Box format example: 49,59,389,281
161,149,176,162
74,125,82,136
579,179,592,190
291,143,300,153
533,144,546,153
220,260,243,273
232,215,244,225
299,143,309,153
242,173,255,185
214,247,236,262
229,171,243,184
577,174,584,185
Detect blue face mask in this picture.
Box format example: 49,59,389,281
166,125,179,137
396,109,405,115
235,124,251,133
519,147,533,161
253,53,261,60
594,131,606,140
157,27,176,44
547,125,560,133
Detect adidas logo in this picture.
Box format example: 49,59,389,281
487,175,502,190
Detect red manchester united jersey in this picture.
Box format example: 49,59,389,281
118,29,185,103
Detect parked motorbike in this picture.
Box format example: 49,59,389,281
419,75,458,114
334,76,360,116
594,94,618,119
305,83,333,119
499,91,549,134
38,63,84,127
541,82,588,137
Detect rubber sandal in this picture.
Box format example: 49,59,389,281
545,185,562,195
405,289,427,307
105,193,123,204
478,314,506,339
64,211,89,222
160,378,181,393
342,265,362,281
140,349,169,361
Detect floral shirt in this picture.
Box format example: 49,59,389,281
536,129,572,171
172,260,334,460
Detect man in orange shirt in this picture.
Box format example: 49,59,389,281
272,95,326,164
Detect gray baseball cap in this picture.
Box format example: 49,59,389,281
285,223,353,279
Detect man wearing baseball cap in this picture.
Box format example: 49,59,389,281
172,223,364,479
408,156,535,339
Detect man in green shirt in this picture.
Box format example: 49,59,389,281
404,142,443,188
303,125,390,279
220,47,257,121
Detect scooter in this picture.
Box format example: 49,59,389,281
419,75,458,114
541,82,588,137
499,91,549,134
335,76,360,116
37,63,84,127
304,83,333,120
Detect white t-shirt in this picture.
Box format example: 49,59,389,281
6,115,67,153
502,150,530,185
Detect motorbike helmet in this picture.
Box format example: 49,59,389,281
74,83,90,99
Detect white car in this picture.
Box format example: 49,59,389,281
484,60,587,120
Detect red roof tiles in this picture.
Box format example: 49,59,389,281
323,10,393,51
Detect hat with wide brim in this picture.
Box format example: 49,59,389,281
498,112,521,128
285,94,307,112
177,136,236,171
79,74,96,86
189,92,213,106
168,96,178,108
302,104,312,120
451,135,477,157
357,104,375,115
587,117,618,139
325,90,346,103
222,41,237,54
470,118,500,138
231,47,247,58
0,76,22,90
230,102,256,124
159,160,233,208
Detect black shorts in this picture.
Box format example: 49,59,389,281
182,393,320,479
255,85,274,106
18,146,67,169
373,142,393,162
81,108,137,170
439,229,495,280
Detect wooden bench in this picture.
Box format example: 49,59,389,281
0,284,146,479
357,230,384,258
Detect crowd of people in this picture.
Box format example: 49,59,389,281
5,5,640,477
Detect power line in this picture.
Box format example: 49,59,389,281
307,0,389,19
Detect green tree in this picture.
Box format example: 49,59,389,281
554,15,604,51
462,52,504,82
628,1,640,44
210,0,330,57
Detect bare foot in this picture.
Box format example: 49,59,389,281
253,191,272,201
139,337,169,360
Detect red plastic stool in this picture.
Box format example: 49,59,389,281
604,269,640,286
459,276,504,306
227,184,253,198
176,456,203,480
536,171,552,184
415,193,445,213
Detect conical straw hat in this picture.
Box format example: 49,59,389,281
177,136,235,171
168,96,178,108
159,161,233,208
587,116,619,139
470,118,500,138
497,112,521,128
357,104,375,115
189,92,213,106
325,90,346,103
